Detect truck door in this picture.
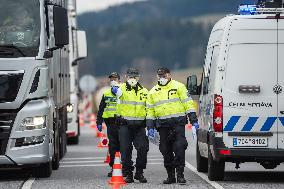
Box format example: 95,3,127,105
222,18,278,149
277,18,284,149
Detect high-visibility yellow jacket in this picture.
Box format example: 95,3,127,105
117,83,148,122
102,88,117,119
146,80,196,128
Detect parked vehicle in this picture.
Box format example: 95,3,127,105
187,2,284,181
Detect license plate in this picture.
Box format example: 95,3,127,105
233,137,268,147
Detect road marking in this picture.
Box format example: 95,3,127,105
60,162,162,168
61,158,163,164
185,161,224,189
21,178,35,189
61,160,107,164
63,157,105,160
63,156,163,161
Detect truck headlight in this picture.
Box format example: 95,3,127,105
67,104,74,113
19,116,46,131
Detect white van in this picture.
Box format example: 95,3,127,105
187,5,284,181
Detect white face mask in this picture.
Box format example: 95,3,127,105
110,81,119,87
127,78,138,87
158,78,168,85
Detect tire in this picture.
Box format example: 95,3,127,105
208,146,225,181
59,109,67,159
196,141,208,173
52,122,60,170
67,135,79,145
72,135,79,144
33,161,52,178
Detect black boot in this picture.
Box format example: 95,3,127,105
125,171,134,183
163,168,176,184
176,166,186,184
134,169,147,183
107,168,113,177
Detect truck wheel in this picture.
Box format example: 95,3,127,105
196,141,208,173
208,146,225,181
73,135,79,144
68,135,79,145
52,135,60,170
33,161,52,178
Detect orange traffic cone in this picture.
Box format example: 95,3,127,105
79,114,84,127
97,131,107,138
104,150,111,164
109,152,126,186
97,137,109,148
90,114,97,128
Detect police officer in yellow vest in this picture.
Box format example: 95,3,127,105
112,68,149,183
96,72,121,177
146,68,199,185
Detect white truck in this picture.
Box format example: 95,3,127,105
187,1,284,181
66,0,87,144
0,0,75,177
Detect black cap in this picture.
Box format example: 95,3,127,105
126,68,140,77
157,67,170,76
108,72,120,79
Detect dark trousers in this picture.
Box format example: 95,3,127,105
158,126,188,169
106,124,120,167
119,125,149,172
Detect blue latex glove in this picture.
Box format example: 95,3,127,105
148,128,155,138
97,125,102,132
193,122,199,129
111,86,119,94
192,122,199,140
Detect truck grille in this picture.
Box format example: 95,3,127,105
0,113,16,155
0,72,24,103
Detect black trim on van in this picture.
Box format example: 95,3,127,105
228,132,273,137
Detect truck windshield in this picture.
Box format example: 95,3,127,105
0,0,40,57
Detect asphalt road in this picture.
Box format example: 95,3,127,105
1,122,284,189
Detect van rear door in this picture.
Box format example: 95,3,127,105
277,19,284,149
222,18,278,149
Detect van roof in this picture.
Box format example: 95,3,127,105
213,14,283,32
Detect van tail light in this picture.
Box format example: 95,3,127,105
213,94,223,132
219,149,231,155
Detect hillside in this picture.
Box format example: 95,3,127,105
77,0,250,77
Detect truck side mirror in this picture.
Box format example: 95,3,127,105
53,6,69,47
187,75,200,95
73,30,87,65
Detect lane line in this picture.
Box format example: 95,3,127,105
60,162,162,168
185,161,224,189
63,155,162,161
61,158,163,164
21,177,35,189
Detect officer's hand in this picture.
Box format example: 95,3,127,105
193,122,199,129
192,122,199,140
148,128,155,138
97,125,103,132
111,86,119,94
112,86,122,98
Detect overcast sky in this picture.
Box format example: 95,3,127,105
77,0,145,14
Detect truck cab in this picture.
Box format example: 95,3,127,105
0,0,71,177
187,3,284,181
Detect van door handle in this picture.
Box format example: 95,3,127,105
280,111,284,115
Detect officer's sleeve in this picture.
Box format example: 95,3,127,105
96,95,106,125
178,83,197,114
146,93,156,129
